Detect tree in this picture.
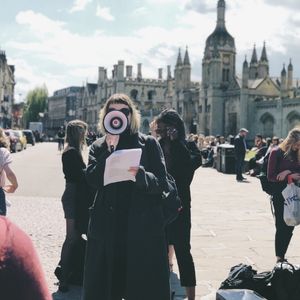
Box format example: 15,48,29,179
23,85,48,127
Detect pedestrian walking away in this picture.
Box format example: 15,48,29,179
82,93,170,300
234,128,249,182
57,126,65,152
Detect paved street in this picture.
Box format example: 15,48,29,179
7,142,300,299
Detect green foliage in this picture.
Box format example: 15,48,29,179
23,85,48,126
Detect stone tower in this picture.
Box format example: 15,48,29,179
258,42,269,78
199,0,236,135
249,45,258,79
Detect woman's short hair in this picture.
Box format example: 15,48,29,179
0,128,9,149
98,93,140,135
279,127,300,161
156,109,185,140
65,120,88,152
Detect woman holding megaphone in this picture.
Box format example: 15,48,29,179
82,94,171,300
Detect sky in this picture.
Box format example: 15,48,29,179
1,0,300,102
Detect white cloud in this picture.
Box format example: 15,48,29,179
70,0,92,13
132,7,148,17
96,4,114,21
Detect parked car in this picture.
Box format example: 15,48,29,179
12,130,27,150
23,130,36,146
4,129,22,153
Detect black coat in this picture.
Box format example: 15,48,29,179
83,133,170,300
234,134,247,158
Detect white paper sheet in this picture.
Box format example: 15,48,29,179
103,148,142,186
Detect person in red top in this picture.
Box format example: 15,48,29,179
267,128,300,262
0,216,51,300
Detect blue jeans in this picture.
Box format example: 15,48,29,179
0,188,6,216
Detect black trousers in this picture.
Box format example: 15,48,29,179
235,156,245,180
168,206,196,287
273,192,294,258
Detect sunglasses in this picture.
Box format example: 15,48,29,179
107,107,131,116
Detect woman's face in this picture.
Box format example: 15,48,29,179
107,103,132,124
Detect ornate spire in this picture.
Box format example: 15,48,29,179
176,48,182,66
183,46,190,65
217,0,226,29
243,55,248,68
288,58,293,71
260,41,268,62
281,63,286,76
250,44,258,64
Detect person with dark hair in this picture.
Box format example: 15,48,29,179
56,120,93,292
154,109,198,300
57,126,65,152
82,94,170,300
0,216,51,300
0,128,18,216
268,128,300,263
234,128,249,182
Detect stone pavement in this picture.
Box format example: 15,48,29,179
7,143,300,299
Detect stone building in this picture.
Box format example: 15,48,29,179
0,50,15,128
76,56,199,134
199,0,300,139
47,86,83,136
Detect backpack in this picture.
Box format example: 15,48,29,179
271,261,300,300
258,149,285,195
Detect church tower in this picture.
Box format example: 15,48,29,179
288,59,293,97
174,49,183,91
199,0,236,135
249,45,258,79
182,47,191,90
258,42,269,78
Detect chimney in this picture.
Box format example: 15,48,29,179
158,68,163,79
137,63,142,80
126,65,133,77
167,65,172,79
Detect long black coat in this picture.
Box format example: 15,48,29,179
82,133,170,300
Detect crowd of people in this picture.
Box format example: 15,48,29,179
1,92,300,299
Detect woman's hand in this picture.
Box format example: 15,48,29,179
150,121,158,138
128,166,139,177
167,127,178,141
289,173,300,182
276,170,292,181
3,184,17,193
106,134,119,152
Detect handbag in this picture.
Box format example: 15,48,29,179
282,176,300,226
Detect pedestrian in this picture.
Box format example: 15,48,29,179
0,128,18,216
57,126,65,152
82,93,170,300
154,109,198,300
56,120,93,292
267,127,300,263
234,128,249,182
0,216,52,300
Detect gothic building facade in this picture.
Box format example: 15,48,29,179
199,0,300,139
0,50,15,128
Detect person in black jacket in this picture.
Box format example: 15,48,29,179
234,128,249,182
57,120,92,292
154,109,197,300
82,94,170,300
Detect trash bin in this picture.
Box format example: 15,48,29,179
216,146,222,172
220,144,235,174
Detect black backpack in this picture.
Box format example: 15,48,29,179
258,149,285,195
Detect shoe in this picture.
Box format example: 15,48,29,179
242,177,247,180
277,258,288,263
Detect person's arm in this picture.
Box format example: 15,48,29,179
62,150,85,182
135,137,168,195
85,139,111,189
3,164,18,193
267,149,290,182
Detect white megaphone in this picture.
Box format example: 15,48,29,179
103,110,128,135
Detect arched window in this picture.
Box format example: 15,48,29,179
130,89,138,100
287,111,300,131
260,113,274,138
142,119,149,134
147,90,156,101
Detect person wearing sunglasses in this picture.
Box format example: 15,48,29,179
82,93,171,300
